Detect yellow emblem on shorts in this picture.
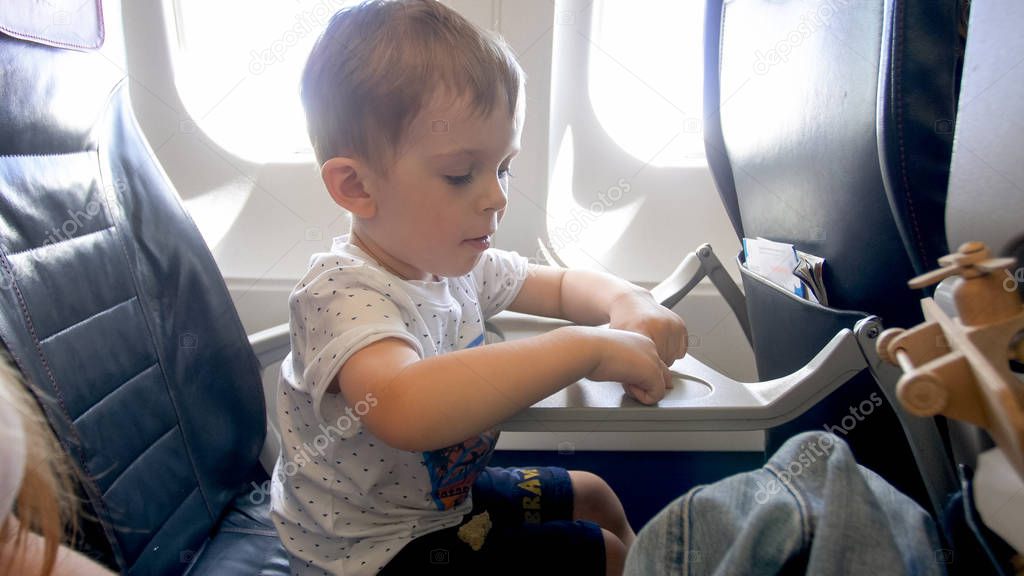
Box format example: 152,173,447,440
457,511,492,551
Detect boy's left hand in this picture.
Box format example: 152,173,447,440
608,291,688,365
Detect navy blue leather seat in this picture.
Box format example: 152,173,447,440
702,0,964,508
0,2,288,574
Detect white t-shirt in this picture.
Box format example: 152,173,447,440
0,397,27,525
270,235,529,575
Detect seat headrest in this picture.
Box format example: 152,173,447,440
0,0,122,157
946,0,1024,267
0,0,104,51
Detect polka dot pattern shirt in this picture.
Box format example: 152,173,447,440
270,235,528,575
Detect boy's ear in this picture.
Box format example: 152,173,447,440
321,157,377,219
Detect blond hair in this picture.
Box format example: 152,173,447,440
301,0,525,171
0,355,80,576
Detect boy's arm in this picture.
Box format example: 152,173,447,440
508,265,688,364
333,324,668,452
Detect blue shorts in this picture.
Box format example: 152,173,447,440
379,466,606,575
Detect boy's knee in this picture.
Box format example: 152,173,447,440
570,470,617,513
602,529,626,576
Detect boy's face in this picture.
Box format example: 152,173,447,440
364,93,523,280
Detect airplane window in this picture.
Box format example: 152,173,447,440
171,0,359,163
544,0,710,275
587,0,706,167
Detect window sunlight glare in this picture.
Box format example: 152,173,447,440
588,1,706,167
173,0,357,163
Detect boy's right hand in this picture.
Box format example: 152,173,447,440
585,327,672,405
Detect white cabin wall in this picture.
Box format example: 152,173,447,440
121,0,755,383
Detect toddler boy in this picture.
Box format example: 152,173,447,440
271,2,688,574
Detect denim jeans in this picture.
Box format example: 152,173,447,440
625,432,945,575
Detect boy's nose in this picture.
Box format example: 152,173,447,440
481,178,508,213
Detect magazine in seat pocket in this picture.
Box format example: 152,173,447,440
738,249,867,380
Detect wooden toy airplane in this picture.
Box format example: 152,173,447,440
877,241,1024,482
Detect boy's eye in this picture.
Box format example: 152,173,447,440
445,173,473,186
498,166,514,180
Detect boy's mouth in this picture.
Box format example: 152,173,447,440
463,234,492,250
